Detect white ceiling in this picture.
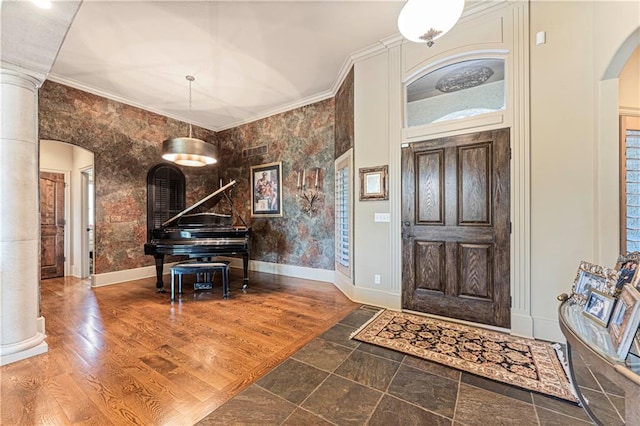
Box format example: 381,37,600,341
40,0,408,131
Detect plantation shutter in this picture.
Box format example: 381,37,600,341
625,128,640,251
335,150,352,279
147,164,186,237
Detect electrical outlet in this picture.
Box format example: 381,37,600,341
374,274,381,284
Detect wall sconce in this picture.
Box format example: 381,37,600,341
296,168,323,214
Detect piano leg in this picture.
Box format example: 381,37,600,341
242,251,249,289
153,254,166,292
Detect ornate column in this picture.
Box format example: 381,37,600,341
0,68,48,365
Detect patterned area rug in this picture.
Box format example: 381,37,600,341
351,310,577,403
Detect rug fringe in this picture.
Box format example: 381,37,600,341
349,308,386,340
551,343,582,406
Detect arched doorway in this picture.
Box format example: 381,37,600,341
40,140,95,279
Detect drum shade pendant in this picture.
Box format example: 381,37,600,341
162,75,217,167
397,0,465,47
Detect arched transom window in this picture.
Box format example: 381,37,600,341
406,58,506,127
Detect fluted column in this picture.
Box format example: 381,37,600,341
0,68,48,365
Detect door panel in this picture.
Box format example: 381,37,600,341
416,150,444,224
402,128,510,328
415,241,446,293
40,172,65,279
458,143,491,224
458,242,492,299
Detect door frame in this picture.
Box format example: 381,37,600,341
400,129,512,328
391,4,531,337
80,166,95,279
40,168,70,277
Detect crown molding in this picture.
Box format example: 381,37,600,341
45,1,514,134
46,73,219,132
1,62,47,87
215,90,335,132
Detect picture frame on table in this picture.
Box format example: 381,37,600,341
614,251,640,294
582,289,616,327
571,261,619,305
608,284,640,359
250,162,283,218
359,165,388,201
631,330,640,359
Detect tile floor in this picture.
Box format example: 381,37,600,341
197,306,616,425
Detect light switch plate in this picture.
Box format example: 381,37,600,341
374,213,390,222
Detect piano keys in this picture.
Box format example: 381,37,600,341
144,180,251,292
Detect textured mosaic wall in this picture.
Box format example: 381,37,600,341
39,74,352,274
216,99,336,269
38,81,218,274
335,68,354,159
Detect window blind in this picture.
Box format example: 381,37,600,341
626,129,640,251
335,150,352,279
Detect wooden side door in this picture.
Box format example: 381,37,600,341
401,128,511,328
40,172,65,279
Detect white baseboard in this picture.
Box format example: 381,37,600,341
219,257,335,283
93,259,333,287
332,278,401,310
94,259,397,312
38,315,45,334
510,311,534,338
92,261,560,342
532,315,564,343
71,264,81,278
93,263,177,287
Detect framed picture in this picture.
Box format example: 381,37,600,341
251,162,283,218
608,284,640,359
571,261,619,305
615,251,640,293
359,165,388,201
582,289,616,327
631,329,640,358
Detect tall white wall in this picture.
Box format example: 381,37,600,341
350,0,640,342
529,1,639,340
353,52,393,305
40,141,73,170
352,2,528,321
72,146,93,278
620,46,640,112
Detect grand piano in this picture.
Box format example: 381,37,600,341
144,180,250,291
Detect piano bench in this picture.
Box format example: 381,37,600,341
170,261,231,301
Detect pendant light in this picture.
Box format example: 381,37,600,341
162,75,217,167
397,0,465,47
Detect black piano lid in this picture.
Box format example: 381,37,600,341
162,180,247,229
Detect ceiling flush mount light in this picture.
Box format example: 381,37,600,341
31,0,52,9
398,0,465,47
162,75,217,167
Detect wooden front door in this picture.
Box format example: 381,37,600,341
401,128,511,328
40,172,65,279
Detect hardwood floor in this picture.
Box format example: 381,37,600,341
1,269,358,425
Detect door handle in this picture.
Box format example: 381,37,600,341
402,221,414,238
